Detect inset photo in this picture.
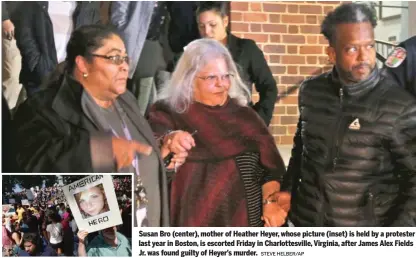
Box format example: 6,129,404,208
74,183,109,219
2,174,133,257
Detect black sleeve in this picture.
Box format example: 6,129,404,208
247,40,278,126
281,118,303,194
383,37,416,96
2,2,10,21
167,1,200,53
281,84,304,193
14,99,113,173
383,43,407,90
15,5,41,73
390,105,416,226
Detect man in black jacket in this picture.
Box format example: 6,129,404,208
15,1,101,96
283,3,416,226
383,36,416,97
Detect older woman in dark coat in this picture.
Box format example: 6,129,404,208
14,25,191,227
148,39,290,227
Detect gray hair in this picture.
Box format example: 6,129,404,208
158,38,250,113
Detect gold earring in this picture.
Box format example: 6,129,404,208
83,73,88,78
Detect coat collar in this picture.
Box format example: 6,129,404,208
51,74,158,152
330,66,381,98
225,33,242,60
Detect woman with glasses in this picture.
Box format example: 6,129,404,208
148,38,290,227
14,25,191,227
196,2,277,126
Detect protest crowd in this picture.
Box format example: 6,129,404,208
1,0,415,235
2,176,132,256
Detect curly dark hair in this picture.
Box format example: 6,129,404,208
321,3,377,46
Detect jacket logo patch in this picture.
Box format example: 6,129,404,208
385,47,407,68
349,118,361,130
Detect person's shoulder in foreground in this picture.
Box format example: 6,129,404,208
87,232,132,257
383,36,416,94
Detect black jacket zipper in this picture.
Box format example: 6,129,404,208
318,88,344,226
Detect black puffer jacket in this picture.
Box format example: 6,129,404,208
283,68,416,227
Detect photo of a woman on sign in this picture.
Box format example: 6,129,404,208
74,184,109,219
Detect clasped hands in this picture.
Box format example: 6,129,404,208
262,191,291,227
112,130,195,171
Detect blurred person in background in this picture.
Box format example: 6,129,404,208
2,1,25,112
2,217,13,256
111,1,171,115
18,233,57,256
166,1,200,63
45,214,63,255
383,36,416,96
196,2,277,126
15,1,101,96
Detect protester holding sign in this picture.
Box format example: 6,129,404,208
63,175,123,234
149,38,290,227
77,226,131,257
2,175,132,256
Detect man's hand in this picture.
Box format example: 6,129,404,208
2,19,14,40
112,137,152,171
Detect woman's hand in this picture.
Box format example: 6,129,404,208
262,192,291,227
161,131,195,168
112,137,152,171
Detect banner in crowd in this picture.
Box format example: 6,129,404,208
21,199,30,205
134,228,416,258
63,175,122,233
2,205,12,213
8,199,15,204
26,189,35,200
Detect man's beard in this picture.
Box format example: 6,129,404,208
337,63,375,84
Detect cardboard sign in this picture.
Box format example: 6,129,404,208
2,205,12,213
9,199,16,204
63,175,122,233
21,199,30,205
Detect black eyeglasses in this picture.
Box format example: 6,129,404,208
91,54,130,65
